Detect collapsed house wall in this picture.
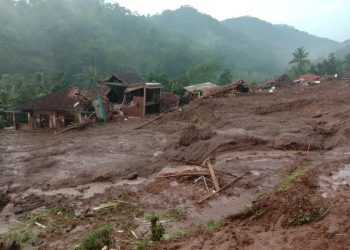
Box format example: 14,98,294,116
123,95,145,117
102,73,162,118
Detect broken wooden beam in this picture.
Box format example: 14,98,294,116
156,172,210,178
54,119,93,134
171,160,238,178
198,171,250,204
207,160,220,191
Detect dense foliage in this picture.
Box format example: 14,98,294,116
0,0,349,110
289,48,350,77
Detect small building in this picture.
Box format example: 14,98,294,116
102,73,162,117
184,82,218,100
16,86,90,130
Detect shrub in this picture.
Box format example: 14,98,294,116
76,225,113,250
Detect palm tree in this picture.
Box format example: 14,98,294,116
79,67,99,89
289,47,311,76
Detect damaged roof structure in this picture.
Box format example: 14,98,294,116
201,80,250,99
184,81,250,101
297,73,321,82
101,72,162,118
266,74,294,88
184,82,218,100
16,86,91,130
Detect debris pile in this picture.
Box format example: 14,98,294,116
293,73,322,86
157,159,249,204
266,74,293,88
160,92,180,112
178,125,216,146
201,80,250,99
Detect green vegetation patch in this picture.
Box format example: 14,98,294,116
0,204,76,247
163,208,187,221
76,225,113,250
275,169,308,193
282,195,330,228
205,219,227,231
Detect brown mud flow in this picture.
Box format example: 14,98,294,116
1,79,350,249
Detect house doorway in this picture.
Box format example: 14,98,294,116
39,114,50,128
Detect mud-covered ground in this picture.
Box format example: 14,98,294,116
1,79,350,249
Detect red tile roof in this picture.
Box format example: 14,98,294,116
298,73,321,81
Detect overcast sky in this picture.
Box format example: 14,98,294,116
107,0,350,42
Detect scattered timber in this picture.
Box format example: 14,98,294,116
134,107,178,130
134,114,165,130
172,160,238,178
54,119,93,134
198,171,250,204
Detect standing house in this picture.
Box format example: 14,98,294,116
16,86,90,130
102,73,162,117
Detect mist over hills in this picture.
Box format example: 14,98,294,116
0,1,347,83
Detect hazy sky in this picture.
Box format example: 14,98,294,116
108,0,350,42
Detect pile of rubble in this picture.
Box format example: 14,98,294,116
266,74,293,88
201,80,250,99
160,92,180,112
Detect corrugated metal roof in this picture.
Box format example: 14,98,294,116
184,82,218,93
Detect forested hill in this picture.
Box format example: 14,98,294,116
335,40,350,58
222,16,340,62
0,0,345,87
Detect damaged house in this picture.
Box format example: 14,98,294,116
101,73,162,118
183,82,218,100
15,86,90,130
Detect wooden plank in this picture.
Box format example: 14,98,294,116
207,160,220,191
198,171,250,204
174,160,238,178
156,172,210,178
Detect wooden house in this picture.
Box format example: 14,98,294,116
16,86,90,130
102,73,162,117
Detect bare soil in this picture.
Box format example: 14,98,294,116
1,79,350,249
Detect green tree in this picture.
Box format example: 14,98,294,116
77,67,100,89
316,53,341,75
186,61,220,84
289,47,310,77
343,54,350,74
218,69,232,84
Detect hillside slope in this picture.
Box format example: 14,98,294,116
222,16,341,62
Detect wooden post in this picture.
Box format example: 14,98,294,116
52,111,57,128
28,112,32,129
12,112,16,129
77,112,82,123
143,86,146,117
207,160,220,191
